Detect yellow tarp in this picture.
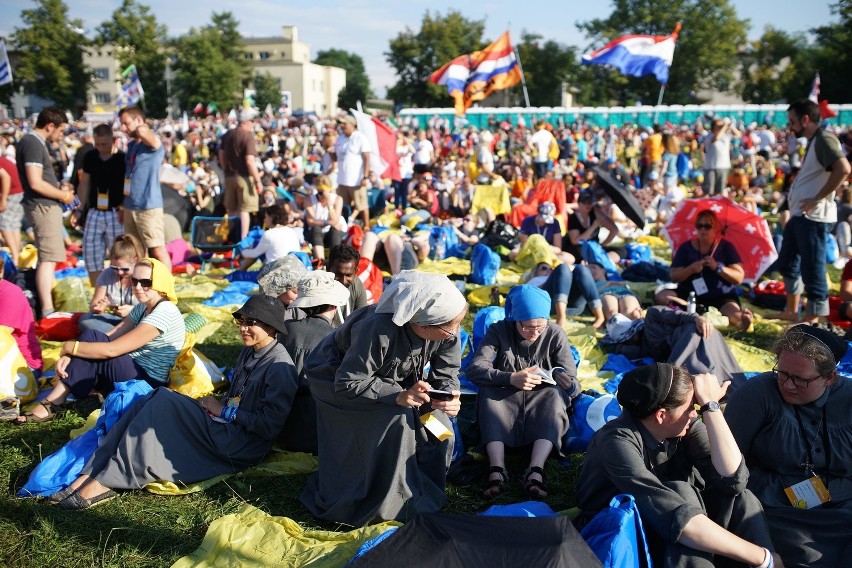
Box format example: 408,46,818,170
470,184,511,217
171,504,399,568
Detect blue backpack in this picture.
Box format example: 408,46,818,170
580,494,653,568
469,243,501,285
565,392,622,452
582,240,620,277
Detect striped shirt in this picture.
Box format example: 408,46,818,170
129,301,185,383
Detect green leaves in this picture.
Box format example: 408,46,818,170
314,49,372,111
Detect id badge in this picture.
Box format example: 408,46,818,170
96,191,109,211
123,178,131,196
227,397,240,408
692,277,709,296
784,476,831,509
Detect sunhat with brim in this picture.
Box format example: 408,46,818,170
290,271,350,309
233,295,288,335
603,313,645,343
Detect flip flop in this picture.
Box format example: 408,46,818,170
56,489,117,510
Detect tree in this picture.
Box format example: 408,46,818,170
737,27,812,104
96,0,169,117
314,48,372,111
577,0,748,105
511,32,583,107
386,10,486,107
171,12,249,113
809,0,852,103
10,0,89,112
252,72,281,111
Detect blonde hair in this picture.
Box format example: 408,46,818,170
111,234,144,261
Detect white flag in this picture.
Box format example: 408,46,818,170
0,41,13,86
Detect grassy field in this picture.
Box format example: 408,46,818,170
0,257,843,567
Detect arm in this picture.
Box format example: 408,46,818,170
25,165,71,201
304,205,324,228
801,155,852,213
89,285,109,314
217,148,228,172
333,320,404,404
245,154,263,193
361,151,371,184
76,170,90,212
692,373,740,476
61,321,160,359
134,124,161,150
232,356,299,440
678,516,772,566
0,169,8,211
240,233,271,259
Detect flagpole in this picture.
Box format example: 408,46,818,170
653,84,666,124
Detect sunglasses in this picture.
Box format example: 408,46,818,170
233,317,261,328
695,223,714,230
110,265,133,273
131,277,153,289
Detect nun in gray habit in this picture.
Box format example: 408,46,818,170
466,285,581,499
299,271,468,527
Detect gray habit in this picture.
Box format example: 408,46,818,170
576,413,773,568
726,373,852,568
299,305,461,527
82,341,298,489
467,320,579,454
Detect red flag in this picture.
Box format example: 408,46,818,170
819,99,837,119
351,110,401,182
193,102,203,115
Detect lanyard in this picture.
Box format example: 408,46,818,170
793,403,830,479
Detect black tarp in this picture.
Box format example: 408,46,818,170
349,512,603,568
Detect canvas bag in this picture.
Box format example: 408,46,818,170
580,494,653,568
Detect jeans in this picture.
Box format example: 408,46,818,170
392,177,411,209
61,329,152,399
541,263,602,316
777,215,829,316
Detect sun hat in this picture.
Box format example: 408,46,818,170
290,271,350,309
538,201,557,224
233,294,288,335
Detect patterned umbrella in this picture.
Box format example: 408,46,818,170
661,195,777,283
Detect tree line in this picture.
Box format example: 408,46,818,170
1,0,849,118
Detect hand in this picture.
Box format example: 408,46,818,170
0,198,6,213
114,305,132,318
692,372,729,406
395,380,431,409
552,369,576,391
61,190,75,204
691,259,705,275
198,395,224,417
429,390,462,417
799,197,818,214
695,316,714,338
702,256,719,271
509,367,542,391
91,298,108,314
55,355,72,379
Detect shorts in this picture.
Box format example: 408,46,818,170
337,184,368,212
0,192,24,231
224,175,259,213
124,208,165,249
23,201,65,262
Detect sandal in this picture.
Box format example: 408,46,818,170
44,486,76,505
522,466,549,500
483,466,509,498
15,400,62,425
56,489,117,511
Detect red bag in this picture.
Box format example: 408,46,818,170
35,312,82,341
344,224,364,250
357,258,384,304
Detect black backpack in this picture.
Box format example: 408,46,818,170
481,218,520,251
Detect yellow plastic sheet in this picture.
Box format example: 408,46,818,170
172,504,400,568
416,257,471,277
470,184,511,217
515,234,558,271
169,332,225,398
0,325,38,403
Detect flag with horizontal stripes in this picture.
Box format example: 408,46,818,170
0,40,13,86
582,23,681,84
429,31,522,115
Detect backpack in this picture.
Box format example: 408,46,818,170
469,244,501,286
580,494,653,568
481,218,520,251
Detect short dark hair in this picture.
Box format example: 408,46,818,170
658,366,694,414
118,105,145,120
35,107,68,129
788,99,820,124
328,244,360,267
265,204,289,226
93,123,113,138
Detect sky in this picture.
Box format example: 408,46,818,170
0,1,836,97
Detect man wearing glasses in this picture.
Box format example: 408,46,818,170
726,324,852,567
775,99,851,323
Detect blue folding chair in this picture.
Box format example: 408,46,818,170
189,216,242,272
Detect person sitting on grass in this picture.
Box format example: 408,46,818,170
78,234,144,334
46,295,298,510
16,258,185,424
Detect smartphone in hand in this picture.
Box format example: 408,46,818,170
427,389,454,401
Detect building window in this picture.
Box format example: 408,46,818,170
281,51,286,59
244,52,254,60
93,68,109,80
259,51,271,60
94,92,111,104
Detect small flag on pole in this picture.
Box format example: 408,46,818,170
206,102,218,116
808,73,820,103
115,64,144,108
0,40,13,86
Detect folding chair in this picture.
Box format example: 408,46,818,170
189,216,242,272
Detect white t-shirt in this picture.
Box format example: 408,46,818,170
529,129,554,163
703,133,732,170
241,226,302,261
397,141,414,178
309,193,347,233
414,139,434,165
336,130,370,187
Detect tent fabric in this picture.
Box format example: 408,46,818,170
348,512,602,567
172,504,399,568
508,179,569,228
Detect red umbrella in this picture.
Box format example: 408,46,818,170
661,195,777,283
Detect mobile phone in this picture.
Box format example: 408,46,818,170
427,389,454,401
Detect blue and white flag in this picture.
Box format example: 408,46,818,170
582,23,681,85
0,40,12,86
115,64,144,108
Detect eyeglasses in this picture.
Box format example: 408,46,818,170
233,317,261,328
131,277,153,289
110,265,133,273
434,325,457,340
519,323,548,333
772,366,824,389
695,223,714,230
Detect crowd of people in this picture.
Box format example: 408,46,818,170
1,100,851,566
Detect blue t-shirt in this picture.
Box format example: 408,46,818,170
520,215,561,244
124,140,164,210
662,152,678,180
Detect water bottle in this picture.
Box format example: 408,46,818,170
490,286,501,306
686,291,696,314
434,231,446,260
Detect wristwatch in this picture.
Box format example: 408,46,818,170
699,400,721,414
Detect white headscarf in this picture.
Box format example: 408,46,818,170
376,270,466,326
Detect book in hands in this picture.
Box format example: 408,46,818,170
531,367,566,385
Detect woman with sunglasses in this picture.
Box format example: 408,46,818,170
46,295,298,510
726,325,852,567
16,258,185,423
79,234,144,333
657,209,754,331
467,285,581,499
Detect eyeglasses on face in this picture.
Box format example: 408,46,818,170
110,265,133,273
434,324,457,339
772,366,824,388
519,323,547,332
233,317,261,328
695,223,714,230
131,277,153,289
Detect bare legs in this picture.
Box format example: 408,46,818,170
36,260,56,315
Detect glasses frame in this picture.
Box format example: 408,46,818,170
110,265,133,273
131,277,153,289
234,317,261,328
695,223,715,230
518,322,548,333
434,324,457,340
772,365,824,389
